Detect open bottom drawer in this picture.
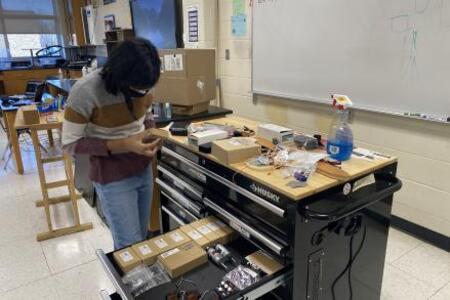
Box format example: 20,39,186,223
97,238,292,300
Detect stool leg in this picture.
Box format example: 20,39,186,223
64,155,81,226
30,129,53,232
47,130,54,147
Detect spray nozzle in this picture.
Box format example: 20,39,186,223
331,94,353,110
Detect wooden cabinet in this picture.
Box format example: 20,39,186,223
68,69,82,79
1,68,59,95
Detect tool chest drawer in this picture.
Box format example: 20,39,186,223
203,196,289,259
156,175,205,217
97,237,293,300
157,162,204,203
160,144,293,238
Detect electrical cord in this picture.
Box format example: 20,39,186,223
331,224,367,300
199,289,220,300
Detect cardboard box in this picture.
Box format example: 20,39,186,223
21,105,40,125
257,124,294,144
131,241,160,266
246,250,284,275
204,216,236,244
149,235,173,253
212,138,260,165
172,102,210,116
158,241,208,278
166,229,191,248
188,129,228,147
113,247,141,273
149,230,191,253
154,49,216,106
180,224,213,248
190,216,235,245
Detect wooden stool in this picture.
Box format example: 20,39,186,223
30,127,93,241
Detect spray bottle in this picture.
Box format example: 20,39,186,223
326,94,354,161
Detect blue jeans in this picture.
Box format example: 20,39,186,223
93,167,153,250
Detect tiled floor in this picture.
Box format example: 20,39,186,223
0,131,448,299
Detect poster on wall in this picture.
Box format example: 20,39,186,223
232,14,247,37
187,6,199,43
104,15,116,31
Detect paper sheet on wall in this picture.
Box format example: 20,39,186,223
187,6,199,43
232,14,247,37
233,0,245,15
164,54,183,71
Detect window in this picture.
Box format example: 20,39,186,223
0,0,61,60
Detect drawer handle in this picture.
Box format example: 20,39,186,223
162,147,286,218
161,205,186,226
204,197,284,255
300,175,402,221
156,178,202,215
157,165,203,199
161,191,199,221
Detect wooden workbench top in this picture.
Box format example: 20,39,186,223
14,107,63,131
162,116,397,201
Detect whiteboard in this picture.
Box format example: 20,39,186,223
253,0,450,121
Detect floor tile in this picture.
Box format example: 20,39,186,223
0,239,45,266
0,202,41,246
82,222,114,254
53,260,115,300
0,252,51,292
2,276,59,300
392,243,450,288
41,232,96,274
430,282,450,300
381,265,441,300
385,227,423,263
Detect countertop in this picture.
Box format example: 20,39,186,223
163,116,398,201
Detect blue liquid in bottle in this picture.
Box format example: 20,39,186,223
327,109,353,161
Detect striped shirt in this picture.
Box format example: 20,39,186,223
62,70,154,184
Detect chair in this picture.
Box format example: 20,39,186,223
1,87,49,171
0,110,10,161
1,118,48,171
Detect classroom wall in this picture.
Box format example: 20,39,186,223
217,0,450,237
85,0,449,237
92,0,133,44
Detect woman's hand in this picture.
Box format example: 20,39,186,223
106,132,161,157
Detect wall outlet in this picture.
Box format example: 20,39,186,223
225,49,230,60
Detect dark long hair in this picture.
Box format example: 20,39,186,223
100,38,161,117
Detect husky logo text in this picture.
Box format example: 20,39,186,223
250,184,280,203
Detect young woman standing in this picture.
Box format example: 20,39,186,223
62,38,161,249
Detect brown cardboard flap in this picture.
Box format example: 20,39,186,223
246,250,284,275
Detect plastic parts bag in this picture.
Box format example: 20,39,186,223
281,151,327,185
122,263,171,296
224,265,260,291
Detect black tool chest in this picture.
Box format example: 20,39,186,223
97,140,402,300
